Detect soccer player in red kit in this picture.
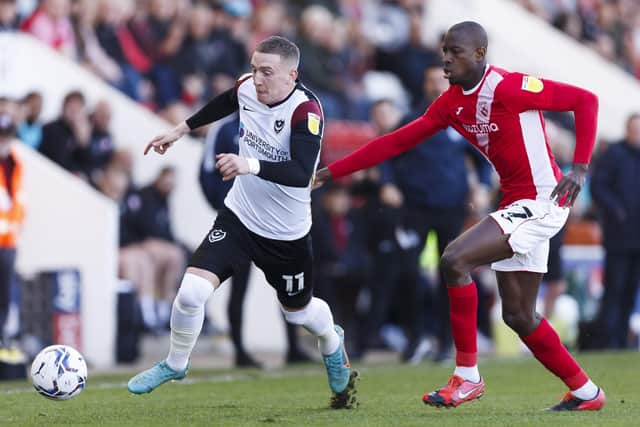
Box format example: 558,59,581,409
314,21,605,411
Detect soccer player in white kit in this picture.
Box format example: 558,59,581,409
128,36,358,409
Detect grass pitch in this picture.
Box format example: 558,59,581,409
0,351,637,426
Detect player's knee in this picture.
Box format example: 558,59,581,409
440,247,468,279
281,297,330,326
502,310,534,335
281,301,313,325
175,273,214,310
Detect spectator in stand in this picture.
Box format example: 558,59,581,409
359,0,410,52
375,3,440,111
16,91,43,150
97,162,157,331
251,0,292,48
94,0,149,102
289,0,340,17
296,5,348,118
0,111,25,346
129,0,188,109
208,1,252,95
81,99,115,184
175,2,250,106
552,11,584,41
296,3,370,120
21,0,76,58
125,167,185,332
70,0,123,86
97,159,183,334
591,113,640,349
173,2,214,106
136,166,179,243
354,99,405,357
311,180,370,355
0,0,18,31
38,90,92,178
517,0,640,81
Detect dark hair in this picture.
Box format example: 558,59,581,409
63,90,85,107
255,36,300,68
23,91,43,102
158,165,175,176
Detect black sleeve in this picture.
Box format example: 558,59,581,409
185,87,239,130
257,101,323,187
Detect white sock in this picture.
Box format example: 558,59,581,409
166,273,214,371
572,379,598,400
454,365,481,383
140,296,158,328
282,297,340,355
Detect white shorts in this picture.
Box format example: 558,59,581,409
489,199,569,273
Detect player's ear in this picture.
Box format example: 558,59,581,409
475,47,486,62
290,68,299,82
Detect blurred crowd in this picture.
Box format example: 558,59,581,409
0,0,639,365
0,0,436,122
516,0,640,79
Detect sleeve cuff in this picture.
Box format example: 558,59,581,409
247,158,261,175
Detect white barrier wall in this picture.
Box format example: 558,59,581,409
14,144,119,368
1,33,287,361
425,0,640,140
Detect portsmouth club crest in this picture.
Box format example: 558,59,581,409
274,119,285,133
208,229,226,243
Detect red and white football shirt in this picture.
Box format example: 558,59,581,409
329,65,598,208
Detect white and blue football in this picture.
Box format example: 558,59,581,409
30,345,87,401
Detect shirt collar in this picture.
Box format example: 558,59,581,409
462,65,491,96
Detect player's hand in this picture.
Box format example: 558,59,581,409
312,167,332,190
216,153,250,181
550,163,588,207
144,122,190,155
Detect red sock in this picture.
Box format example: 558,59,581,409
521,317,588,390
448,281,478,366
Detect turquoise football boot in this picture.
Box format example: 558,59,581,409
127,360,188,394
322,325,359,408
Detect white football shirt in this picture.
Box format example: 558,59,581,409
224,77,323,240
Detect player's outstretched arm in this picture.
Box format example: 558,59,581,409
326,103,448,180
145,86,239,156
144,121,190,155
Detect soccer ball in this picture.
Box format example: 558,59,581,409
30,345,87,401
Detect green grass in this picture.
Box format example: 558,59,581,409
0,351,638,426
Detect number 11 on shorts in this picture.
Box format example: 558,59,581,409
283,273,304,296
